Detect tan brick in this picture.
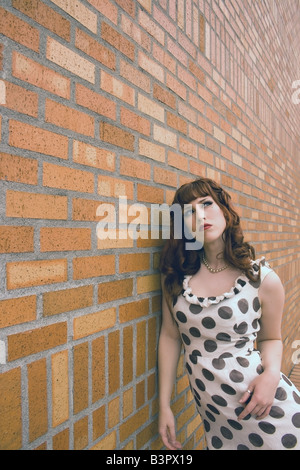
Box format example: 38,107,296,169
12,52,70,99
88,0,118,24
101,70,135,106
73,343,89,414
93,404,105,441
76,83,116,120
52,429,69,450
98,174,134,199
73,140,115,173
0,295,36,328
28,359,48,442
43,285,94,317
74,307,116,340
167,150,189,172
153,124,177,148
12,0,70,41
119,298,149,323
139,139,165,163
137,183,164,203
74,416,88,450
45,99,94,137
43,162,94,193
138,94,165,122
98,278,133,304
138,51,164,82
108,330,120,394
7,259,68,290
120,60,150,92
0,368,22,450
123,326,133,386
75,28,116,70
0,7,39,52
73,254,115,280
91,430,116,450
100,122,134,151
6,190,68,220
40,227,91,252
102,22,135,61
119,406,149,442
51,0,97,33
136,321,146,376
167,112,187,134
119,253,150,273
1,80,38,117
47,37,95,83
137,274,161,294
72,198,113,222
8,322,67,361
9,120,69,159
0,225,34,254
92,337,105,403
52,350,69,427
153,166,177,187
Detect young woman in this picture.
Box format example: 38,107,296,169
158,178,300,450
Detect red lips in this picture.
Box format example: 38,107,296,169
204,224,212,230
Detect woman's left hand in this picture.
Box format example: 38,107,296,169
238,371,280,421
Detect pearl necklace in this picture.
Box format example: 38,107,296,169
202,255,228,273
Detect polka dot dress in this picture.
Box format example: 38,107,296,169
172,258,300,450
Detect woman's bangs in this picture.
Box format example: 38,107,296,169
175,180,211,206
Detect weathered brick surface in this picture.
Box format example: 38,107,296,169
0,0,299,451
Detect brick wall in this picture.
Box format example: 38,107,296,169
0,0,299,451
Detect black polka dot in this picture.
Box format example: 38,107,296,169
218,306,233,319
202,368,214,381
212,358,225,370
233,322,248,334
235,339,248,349
253,296,260,312
258,421,276,434
203,419,210,432
189,327,201,337
192,349,201,357
227,419,243,430
176,311,187,323
229,370,244,383
195,378,206,392
269,406,285,419
205,410,216,422
216,332,231,342
237,444,249,450
293,391,300,404
221,426,233,440
201,317,216,329
281,434,297,449
275,387,287,401
221,384,236,395
189,304,203,314
189,354,197,364
236,357,249,368
186,362,192,374
211,436,223,449
212,395,228,407
181,333,190,345
204,340,217,353
207,404,220,415
235,407,251,420
281,374,292,387
238,298,248,313
292,413,300,428
252,319,259,329
248,433,264,447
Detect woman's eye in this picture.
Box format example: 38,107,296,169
203,201,212,207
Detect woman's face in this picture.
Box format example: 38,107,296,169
183,195,227,247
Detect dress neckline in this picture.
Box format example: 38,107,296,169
181,257,268,308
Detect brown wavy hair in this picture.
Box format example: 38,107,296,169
160,178,259,307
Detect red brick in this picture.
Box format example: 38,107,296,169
75,28,116,70
0,152,38,186
100,122,135,151
40,227,91,252
102,22,135,61
0,7,39,52
0,225,34,254
12,0,70,41
1,80,38,117
45,99,94,137
6,190,68,220
0,295,36,328
43,162,94,193
43,285,93,317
